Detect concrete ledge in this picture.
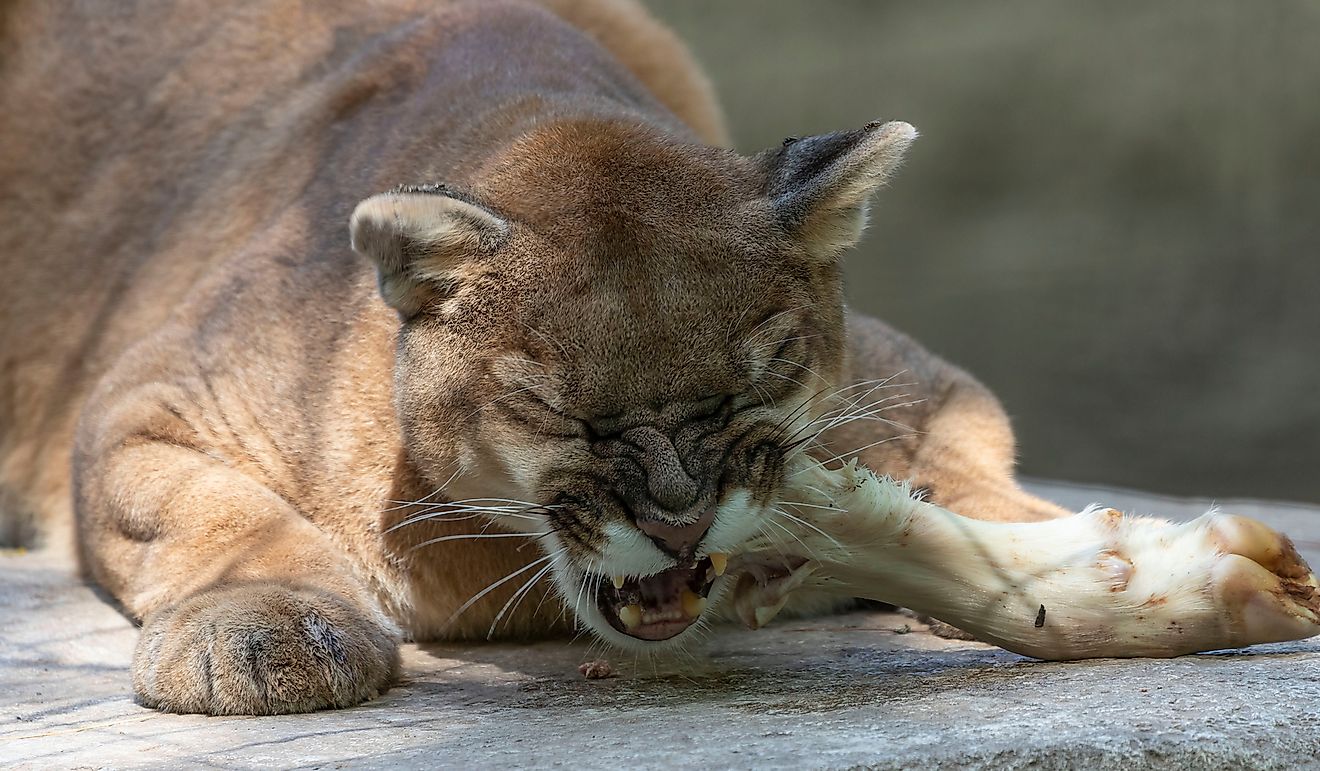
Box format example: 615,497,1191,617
3,484,1319,769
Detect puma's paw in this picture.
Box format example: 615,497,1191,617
132,583,400,715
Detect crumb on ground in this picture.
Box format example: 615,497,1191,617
578,659,614,679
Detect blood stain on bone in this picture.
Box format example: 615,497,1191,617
1097,549,1134,591
1280,581,1320,611
897,525,912,548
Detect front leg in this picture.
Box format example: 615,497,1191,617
76,413,399,715
736,458,1320,659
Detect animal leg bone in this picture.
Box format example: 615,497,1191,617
734,458,1320,659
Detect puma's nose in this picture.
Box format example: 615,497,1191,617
616,427,711,557
634,507,718,559
620,427,700,512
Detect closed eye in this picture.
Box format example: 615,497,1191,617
769,332,821,361
739,328,823,403
691,393,731,420
498,393,587,439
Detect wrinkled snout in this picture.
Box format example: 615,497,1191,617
614,426,715,558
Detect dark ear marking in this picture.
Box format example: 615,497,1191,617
391,182,452,195
761,120,917,258
349,184,509,317
389,182,486,210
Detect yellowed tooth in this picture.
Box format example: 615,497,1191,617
612,575,626,589
618,604,642,630
681,589,707,618
709,552,729,577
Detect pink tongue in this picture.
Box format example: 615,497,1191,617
637,569,690,606
617,569,701,640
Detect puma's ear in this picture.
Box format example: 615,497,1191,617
350,184,509,317
762,120,917,259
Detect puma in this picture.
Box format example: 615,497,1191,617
4,0,1312,716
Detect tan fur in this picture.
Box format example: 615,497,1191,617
0,0,1066,714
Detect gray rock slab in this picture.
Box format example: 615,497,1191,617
3,485,1320,769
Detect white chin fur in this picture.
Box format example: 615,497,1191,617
590,491,766,579
701,489,764,555
546,489,768,650
593,521,674,579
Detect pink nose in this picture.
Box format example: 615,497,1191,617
634,506,718,559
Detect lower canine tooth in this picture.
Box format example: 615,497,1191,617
618,604,642,630
681,589,707,618
709,553,728,577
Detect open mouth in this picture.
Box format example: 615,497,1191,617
595,554,727,641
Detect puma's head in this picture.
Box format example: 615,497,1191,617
350,119,915,648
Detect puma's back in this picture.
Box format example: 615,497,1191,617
0,0,726,547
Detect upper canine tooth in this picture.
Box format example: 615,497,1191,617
612,575,625,589
618,604,642,630
681,589,707,618
709,552,729,577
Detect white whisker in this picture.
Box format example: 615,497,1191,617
385,502,553,534
460,384,544,421
441,554,554,631
409,531,545,551
762,369,810,391
572,560,595,626
801,434,917,471
768,356,828,384
487,561,554,639
764,516,826,563
380,463,465,512
774,499,843,512
771,505,847,552
520,320,573,361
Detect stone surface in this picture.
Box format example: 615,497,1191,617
3,483,1319,769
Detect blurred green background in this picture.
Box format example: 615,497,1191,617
646,0,1320,503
